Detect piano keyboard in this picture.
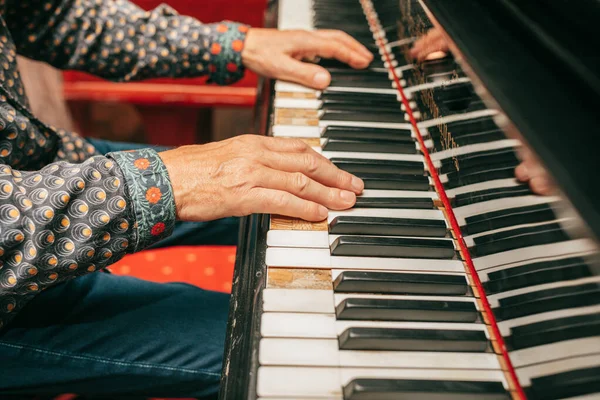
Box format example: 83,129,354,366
236,0,600,399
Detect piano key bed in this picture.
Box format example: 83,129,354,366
220,1,600,399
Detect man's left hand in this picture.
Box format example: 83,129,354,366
242,28,373,89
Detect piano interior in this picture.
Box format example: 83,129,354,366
220,0,600,399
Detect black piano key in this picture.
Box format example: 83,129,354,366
330,236,456,259
429,116,500,138
470,222,568,257
329,216,447,237
358,173,430,190
354,196,435,210
321,109,407,123
329,78,394,89
332,158,425,175
453,185,533,207
343,379,510,400
333,270,470,296
335,298,479,322
322,126,413,141
321,102,400,113
484,257,597,294
494,282,600,321
320,93,399,108
507,313,600,351
438,147,518,175
463,203,557,235
338,327,490,352
323,139,417,154
526,367,600,400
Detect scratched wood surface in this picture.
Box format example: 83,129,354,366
267,267,333,290
270,215,328,231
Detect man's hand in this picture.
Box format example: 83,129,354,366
242,29,373,89
159,135,364,222
515,147,555,195
410,27,449,61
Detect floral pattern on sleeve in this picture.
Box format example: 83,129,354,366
107,149,176,252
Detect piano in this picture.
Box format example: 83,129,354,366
219,0,600,399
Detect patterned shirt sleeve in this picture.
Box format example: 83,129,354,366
3,0,249,85
0,151,175,329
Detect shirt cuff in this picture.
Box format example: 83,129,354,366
204,21,249,85
107,149,176,252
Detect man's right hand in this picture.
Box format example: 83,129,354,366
159,135,364,222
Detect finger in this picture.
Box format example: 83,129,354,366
259,168,356,210
292,31,371,69
262,136,313,153
529,177,554,196
313,30,373,60
410,28,448,61
250,188,328,221
515,162,530,182
262,148,364,194
275,55,332,89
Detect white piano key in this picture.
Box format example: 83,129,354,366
327,208,446,223
273,97,322,109
402,77,471,96
473,239,598,271
516,353,600,387
330,268,467,281
318,119,412,131
265,247,466,273
259,338,500,369
510,337,600,368
262,288,333,313
266,230,329,248
387,38,416,49
498,304,600,337
321,150,427,163
326,86,397,95
261,288,476,314
359,189,439,200
429,139,519,161
272,124,321,138
418,108,499,129
261,312,488,339
445,178,523,198
274,81,318,94
257,366,507,398
487,275,600,308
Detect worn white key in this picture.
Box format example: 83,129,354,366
257,366,507,398
261,312,488,339
259,338,499,369
453,195,561,223
473,239,598,271
510,337,600,368
498,304,600,337
274,97,322,109
266,247,465,272
275,81,318,94
516,353,600,387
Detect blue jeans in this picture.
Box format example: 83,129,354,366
0,139,240,398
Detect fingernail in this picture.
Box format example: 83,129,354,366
351,176,364,192
340,190,355,203
318,205,328,219
313,71,330,88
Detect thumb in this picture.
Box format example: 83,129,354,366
277,56,331,90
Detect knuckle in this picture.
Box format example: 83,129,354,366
304,153,320,174
272,192,289,209
292,172,310,193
